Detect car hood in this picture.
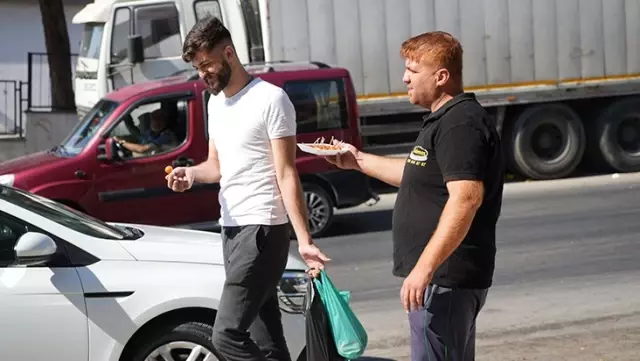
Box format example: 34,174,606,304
115,223,308,270
0,151,62,175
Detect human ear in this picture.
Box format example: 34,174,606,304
222,45,235,62
436,69,450,87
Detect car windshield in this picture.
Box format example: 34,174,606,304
57,99,119,157
0,186,127,240
79,23,105,59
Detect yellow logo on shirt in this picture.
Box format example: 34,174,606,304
407,146,428,167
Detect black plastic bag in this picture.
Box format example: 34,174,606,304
304,278,346,361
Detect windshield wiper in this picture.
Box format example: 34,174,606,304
48,145,70,157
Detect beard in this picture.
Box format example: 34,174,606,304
204,59,232,95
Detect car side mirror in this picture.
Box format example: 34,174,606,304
128,34,144,64
97,137,117,162
14,232,57,266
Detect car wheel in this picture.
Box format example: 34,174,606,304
130,321,223,361
303,183,334,238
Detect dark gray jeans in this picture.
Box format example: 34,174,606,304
212,224,292,361
408,284,489,361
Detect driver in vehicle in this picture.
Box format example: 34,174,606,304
114,109,178,157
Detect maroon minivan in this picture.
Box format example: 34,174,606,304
0,62,374,237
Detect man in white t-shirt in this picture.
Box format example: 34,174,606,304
166,17,330,361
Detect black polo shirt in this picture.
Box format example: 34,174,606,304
392,92,504,289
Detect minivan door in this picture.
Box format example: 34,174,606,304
93,93,219,228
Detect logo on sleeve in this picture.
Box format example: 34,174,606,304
407,146,428,167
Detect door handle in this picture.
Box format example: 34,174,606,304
74,170,88,179
172,156,194,168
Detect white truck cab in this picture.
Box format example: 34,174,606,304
72,0,264,118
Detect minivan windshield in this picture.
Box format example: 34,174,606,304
58,99,119,156
79,23,105,59
0,186,127,240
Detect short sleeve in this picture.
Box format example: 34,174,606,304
435,124,488,182
265,89,297,139
207,97,215,140
152,131,173,146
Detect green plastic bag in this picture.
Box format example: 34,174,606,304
313,270,368,360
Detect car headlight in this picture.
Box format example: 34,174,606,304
277,271,310,314
0,174,14,186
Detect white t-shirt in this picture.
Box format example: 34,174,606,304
207,77,297,227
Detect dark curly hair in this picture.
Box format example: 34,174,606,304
182,16,232,63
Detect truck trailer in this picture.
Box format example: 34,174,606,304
72,0,640,180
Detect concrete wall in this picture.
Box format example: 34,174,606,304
0,111,78,162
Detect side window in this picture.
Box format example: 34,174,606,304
108,98,189,160
134,4,182,59
0,212,69,268
0,213,28,266
283,78,349,134
202,90,211,139
195,0,223,22
111,7,131,64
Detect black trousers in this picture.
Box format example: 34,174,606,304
408,284,489,361
212,224,292,361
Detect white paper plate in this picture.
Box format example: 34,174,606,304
297,143,349,156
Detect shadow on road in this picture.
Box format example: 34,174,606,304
322,209,393,238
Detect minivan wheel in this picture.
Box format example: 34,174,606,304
303,183,334,238
129,321,222,361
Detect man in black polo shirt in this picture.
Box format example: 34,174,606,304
325,31,504,360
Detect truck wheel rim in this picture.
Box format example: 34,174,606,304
145,341,217,361
531,122,564,161
305,191,330,235
616,115,640,155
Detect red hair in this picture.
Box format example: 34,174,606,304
400,31,463,79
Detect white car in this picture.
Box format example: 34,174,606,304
0,185,308,361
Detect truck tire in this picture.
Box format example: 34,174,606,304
505,104,586,180
594,97,640,173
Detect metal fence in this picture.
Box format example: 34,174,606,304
0,80,27,136
27,52,79,111
0,52,78,137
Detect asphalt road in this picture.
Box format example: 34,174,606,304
308,172,640,360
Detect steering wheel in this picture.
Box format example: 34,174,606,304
113,138,133,159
